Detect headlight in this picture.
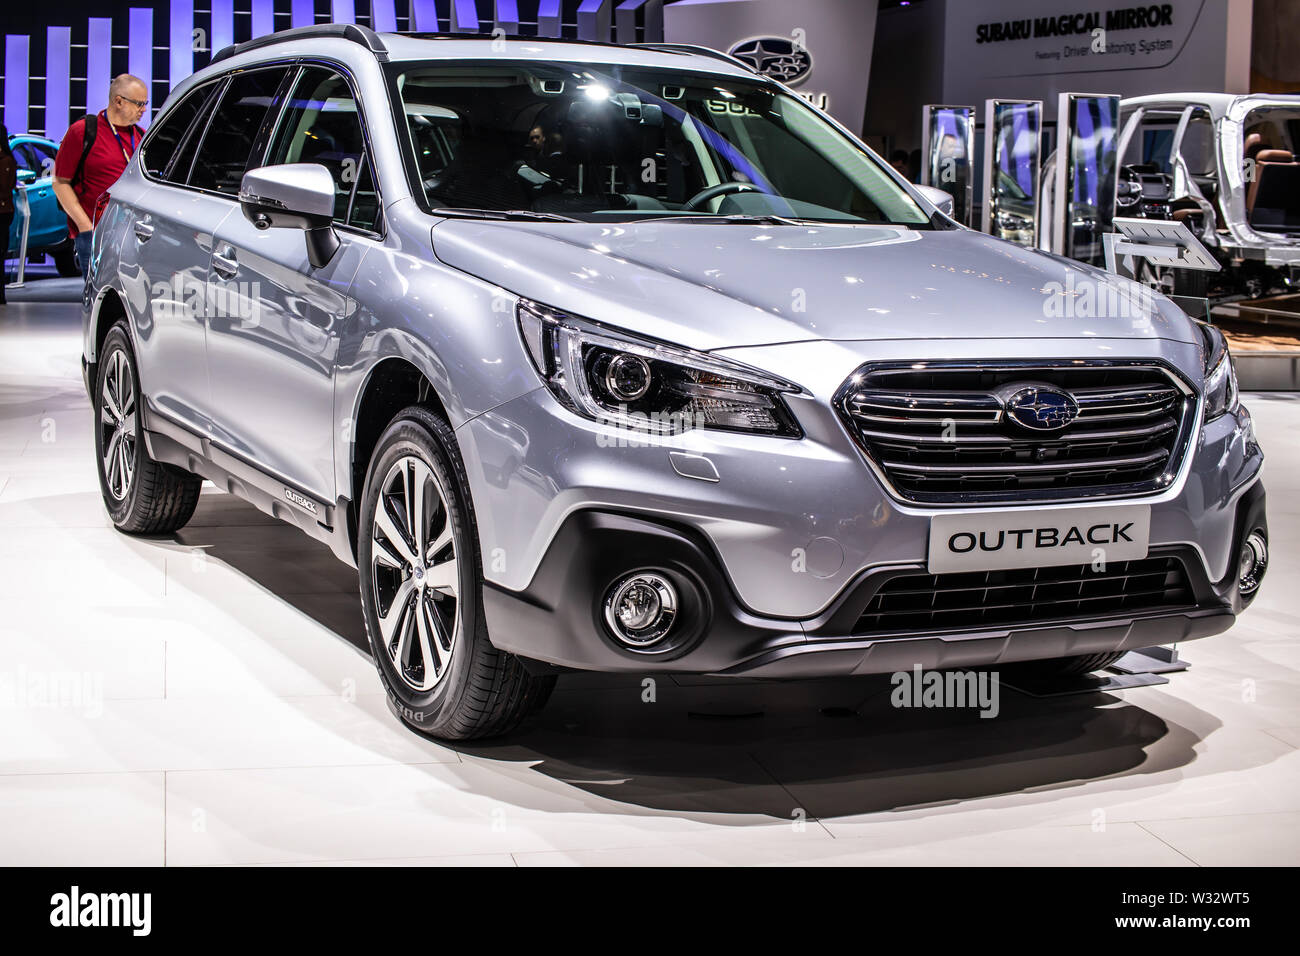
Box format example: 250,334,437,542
516,300,802,437
994,210,1032,232
1200,322,1239,421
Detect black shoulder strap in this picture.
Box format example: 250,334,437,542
71,114,97,188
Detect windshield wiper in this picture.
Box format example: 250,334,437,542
638,213,809,226
431,207,580,223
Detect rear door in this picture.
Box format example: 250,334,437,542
204,63,378,505
133,66,291,438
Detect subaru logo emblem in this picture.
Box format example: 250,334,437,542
728,37,813,85
1003,385,1079,431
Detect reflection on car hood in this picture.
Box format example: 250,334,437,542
431,219,1200,351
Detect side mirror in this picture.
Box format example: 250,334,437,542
914,184,955,217
16,168,37,185
238,163,339,269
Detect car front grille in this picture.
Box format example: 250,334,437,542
835,362,1195,504
854,556,1195,635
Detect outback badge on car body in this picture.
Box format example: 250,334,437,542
1003,385,1080,430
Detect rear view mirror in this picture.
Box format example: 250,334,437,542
914,184,955,217
238,163,339,268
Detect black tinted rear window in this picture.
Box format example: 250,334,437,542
142,81,220,180
189,68,288,194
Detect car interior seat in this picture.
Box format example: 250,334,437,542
1247,148,1300,231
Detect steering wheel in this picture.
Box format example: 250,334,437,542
1116,165,1144,210
681,181,762,211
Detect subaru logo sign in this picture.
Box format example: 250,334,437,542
1003,386,1080,431
728,37,813,85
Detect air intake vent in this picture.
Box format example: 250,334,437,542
855,556,1195,635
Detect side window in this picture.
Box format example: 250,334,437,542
1179,113,1216,178
11,143,39,175
29,141,56,178
166,84,222,185
189,67,290,195
1140,124,1175,172
141,82,218,179
13,141,57,179
347,154,380,231
266,66,369,223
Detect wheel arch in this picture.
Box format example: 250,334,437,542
344,354,451,560
87,285,132,366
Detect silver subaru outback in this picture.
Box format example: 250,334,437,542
82,25,1267,740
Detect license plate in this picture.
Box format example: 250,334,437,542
928,504,1151,574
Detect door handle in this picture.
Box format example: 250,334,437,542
133,218,154,241
212,248,238,279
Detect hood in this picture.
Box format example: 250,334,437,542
431,219,1200,352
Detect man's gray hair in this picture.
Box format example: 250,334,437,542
109,74,147,100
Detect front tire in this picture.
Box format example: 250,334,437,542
357,405,554,740
94,322,202,534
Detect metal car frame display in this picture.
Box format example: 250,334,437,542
1118,93,1300,297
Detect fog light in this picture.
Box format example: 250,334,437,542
604,572,677,647
1239,531,1268,597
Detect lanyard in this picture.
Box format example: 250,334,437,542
106,115,135,162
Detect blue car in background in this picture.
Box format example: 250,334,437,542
7,134,78,277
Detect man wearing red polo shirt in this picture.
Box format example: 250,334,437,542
52,74,148,278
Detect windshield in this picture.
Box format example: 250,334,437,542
389,60,932,226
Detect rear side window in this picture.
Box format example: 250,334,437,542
142,82,219,180
164,87,221,185
189,67,290,195
266,66,370,223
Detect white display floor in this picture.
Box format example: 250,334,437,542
2,302,1297,866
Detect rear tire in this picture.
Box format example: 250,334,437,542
94,323,202,534
357,405,555,740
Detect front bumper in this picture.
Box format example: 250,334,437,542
458,338,1265,676
483,483,1262,676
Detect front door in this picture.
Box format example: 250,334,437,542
204,65,377,504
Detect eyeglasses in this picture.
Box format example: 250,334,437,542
117,94,148,110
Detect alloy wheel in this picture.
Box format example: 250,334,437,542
370,454,460,692
99,348,137,501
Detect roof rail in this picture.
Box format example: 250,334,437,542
628,42,756,73
210,23,388,65
395,31,629,50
